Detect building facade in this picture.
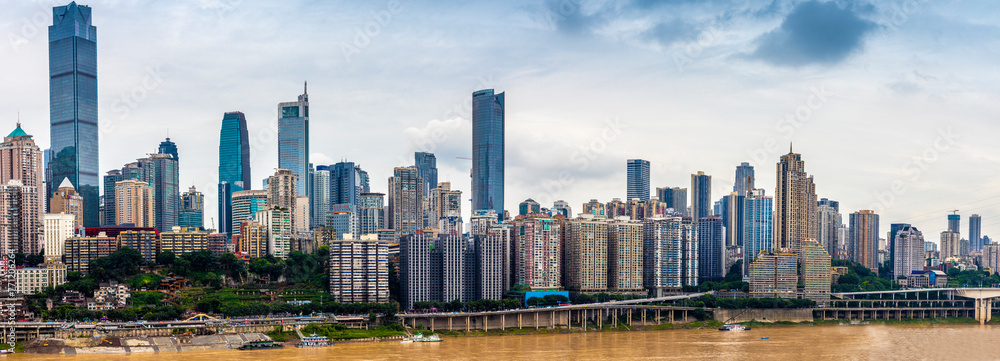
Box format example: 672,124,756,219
801,240,831,304
690,172,712,220
277,83,310,198
471,89,505,217
329,235,389,303
563,215,608,292
114,179,154,227
49,178,83,229
626,159,650,201
218,111,251,237
849,210,879,270
513,216,561,290
892,225,925,281
698,215,725,281
608,218,643,291
743,189,773,277
774,149,818,256
388,166,422,239
179,186,204,229
748,252,797,299
817,198,841,258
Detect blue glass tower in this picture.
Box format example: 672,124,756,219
734,162,754,195
626,159,650,201
49,2,99,226
278,82,310,198
218,111,250,236
472,89,504,217
743,189,773,277
415,152,438,196
158,137,178,161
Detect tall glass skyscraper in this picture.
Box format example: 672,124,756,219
415,152,437,228
734,162,754,195
49,2,99,227
158,137,178,161
743,189,773,277
691,171,712,219
278,82,310,198
472,89,504,217
626,159,650,201
970,214,982,252
219,111,251,236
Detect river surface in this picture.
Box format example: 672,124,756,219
14,325,1000,360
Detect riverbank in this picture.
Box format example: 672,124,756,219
24,332,272,354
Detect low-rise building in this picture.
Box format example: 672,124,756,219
160,227,210,255
15,263,67,295
94,282,131,308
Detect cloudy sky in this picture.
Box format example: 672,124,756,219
2,0,999,247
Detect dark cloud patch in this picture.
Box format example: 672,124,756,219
748,1,876,67
545,0,607,35
642,19,701,47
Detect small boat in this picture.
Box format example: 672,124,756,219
0,349,13,355
296,334,333,348
239,340,284,350
718,324,750,331
404,333,442,343
761,337,770,340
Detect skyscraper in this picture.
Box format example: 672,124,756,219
114,179,154,227
892,225,924,280
626,159,650,201
0,181,40,254
743,188,773,277
49,2,99,227
940,230,962,258
970,214,983,252
774,148,818,256
312,165,330,228
218,111,251,237
158,138,178,162
690,171,712,219
801,240,831,304
429,182,461,222
358,192,385,236
388,166,422,238
518,198,541,216
608,218,644,291
231,190,267,237
513,216,561,290
698,215,725,281
718,192,745,248
179,186,204,229
887,223,911,279
817,198,841,258
734,162,754,195
947,213,960,233
656,187,688,216
563,215,608,292
0,124,44,254
149,152,178,233
471,89,505,217
278,82,310,198
849,210,879,270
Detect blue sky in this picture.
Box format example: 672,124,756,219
2,0,1000,247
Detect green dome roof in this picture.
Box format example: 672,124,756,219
7,123,26,138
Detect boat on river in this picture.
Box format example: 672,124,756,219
296,334,333,348
239,340,284,350
718,324,750,331
401,334,442,343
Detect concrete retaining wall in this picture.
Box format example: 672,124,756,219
713,308,814,323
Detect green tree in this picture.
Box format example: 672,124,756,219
156,250,175,266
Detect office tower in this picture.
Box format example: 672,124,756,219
239,221,267,258
608,218,643,291
817,198,841,258
218,111,251,237
801,239,831,304
626,159,650,201
116,228,158,263
518,198,541,216
849,210,879,270
743,189,773,277
513,216,561,290
328,234,389,303
471,89,505,217
329,161,367,206
158,137,178,161
887,223,911,279
892,225,924,280
563,215,608,292
0,125,44,254
149,152,178,233
748,251,797,299
49,2,99,227
50,178,83,229
328,203,359,239
691,172,712,219
64,233,116,274
947,213,960,233
358,192,385,236
582,199,606,218
114,179,154,227
698,215,725,281
278,82,310,198
970,214,983,252
718,192,745,248
983,244,1000,275
43,213,76,262
606,198,627,218
429,182,461,222
552,200,572,217
178,186,204,229
939,231,962,258
774,148,818,255
656,186,688,217
257,207,292,259
734,162,754,195
231,190,267,235
160,227,210,256
388,167,422,238
414,152,437,227
312,165,330,227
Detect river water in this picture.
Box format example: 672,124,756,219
15,325,1000,360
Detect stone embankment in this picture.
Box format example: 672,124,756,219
26,332,271,354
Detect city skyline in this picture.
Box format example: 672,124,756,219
2,1,1000,244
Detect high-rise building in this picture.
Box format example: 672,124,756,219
743,188,773,277
278,83,310,198
563,215,608,292
471,89,505,217
691,172,712,220
970,214,983,252
358,192,385,236
388,167,422,239
734,162,754,195
748,252,797,299
266,169,298,233
414,152,437,227
608,218,643,291
231,190,267,236
606,198,627,218
939,230,962,258
429,182,461,222
718,192,745,248
160,227,209,256
50,178,83,229
471,228,506,300
329,234,389,303
801,240,831,304
116,229,158,263
642,216,697,295
218,111,251,237
238,220,267,258
513,216,561,290
947,214,960,233
312,165,330,227
817,198,841,258
656,187,688,216
0,125,44,254
179,186,204,229
64,234,117,274
582,199,606,218
328,203,358,240
892,225,924,280
470,210,499,236
698,215,725,281
399,230,472,308
774,148,818,256
114,179,154,227
849,210,879,270
887,223,911,279
157,138,178,162
329,162,368,207
257,207,292,259
43,213,76,263
518,198,541,216
983,244,1000,275
552,200,572,217
49,2,99,227
149,152,179,233
626,159,650,201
